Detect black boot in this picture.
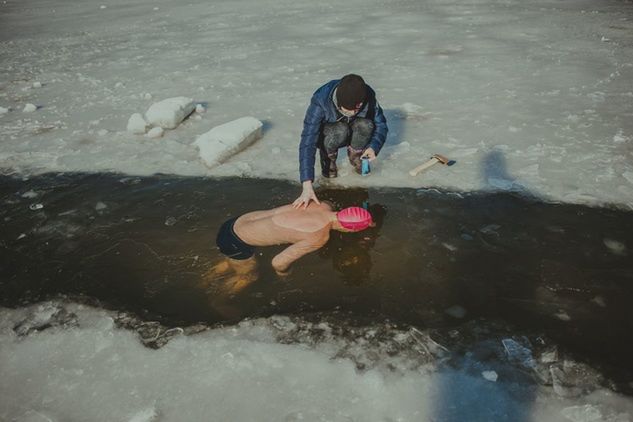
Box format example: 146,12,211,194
347,146,363,174
320,149,338,178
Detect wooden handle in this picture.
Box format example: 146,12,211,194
409,157,439,176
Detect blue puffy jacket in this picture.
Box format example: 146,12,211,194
299,79,388,182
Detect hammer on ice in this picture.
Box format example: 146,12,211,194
409,154,455,177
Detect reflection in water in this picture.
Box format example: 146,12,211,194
1,173,633,387
318,187,388,286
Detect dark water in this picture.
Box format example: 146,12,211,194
1,173,632,384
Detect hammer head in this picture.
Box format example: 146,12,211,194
432,154,450,164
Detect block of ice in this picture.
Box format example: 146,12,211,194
194,116,263,168
550,360,603,398
603,238,627,256
0,106,8,114
146,127,164,139
145,97,195,129
482,370,498,382
23,103,37,113
127,113,148,134
501,338,536,369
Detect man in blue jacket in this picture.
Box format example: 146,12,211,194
293,74,388,208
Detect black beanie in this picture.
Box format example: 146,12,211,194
336,74,367,109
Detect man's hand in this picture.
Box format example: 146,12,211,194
362,147,377,161
293,180,320,209
272,259,292,277
275,267,292,278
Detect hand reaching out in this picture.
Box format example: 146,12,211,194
293,180,320,209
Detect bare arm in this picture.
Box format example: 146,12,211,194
271,235,328,273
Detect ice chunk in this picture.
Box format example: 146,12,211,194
21,190,39,198
195,116,263,168
146,127,164,139
0,106,9,114
145,97,195,129
127,113,148,134
442,242,458,252
32,81,42,88
555,310,571,321
550,360,602,398
479,224,500,235
13,302,77,336
482,370,498,382
502,338,536,369
23,103,37,113
603,238,627,256
195,103,206,113
540,347,559,364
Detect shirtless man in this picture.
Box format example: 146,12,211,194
209,202,373,293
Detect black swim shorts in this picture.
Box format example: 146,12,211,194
216,217,255,260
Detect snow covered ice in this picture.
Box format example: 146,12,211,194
195,117,263,168
145,97,195,130
2,301,633,422
0,0,631,208
127,113,148,134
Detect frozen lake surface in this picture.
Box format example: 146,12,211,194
1,0,632,208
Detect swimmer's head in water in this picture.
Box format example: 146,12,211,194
336,207,373,232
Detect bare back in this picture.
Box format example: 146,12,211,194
233,202,334,272
234,202,333,247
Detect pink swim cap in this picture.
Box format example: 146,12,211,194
336,207,373,232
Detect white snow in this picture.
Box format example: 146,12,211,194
127,113,148,134
22,104,37,113
0,0,631,208
0,107,9,114
145,97,195,130
195,116,263,168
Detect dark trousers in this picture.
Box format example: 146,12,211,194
319,118,374,175
322,118,374,152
